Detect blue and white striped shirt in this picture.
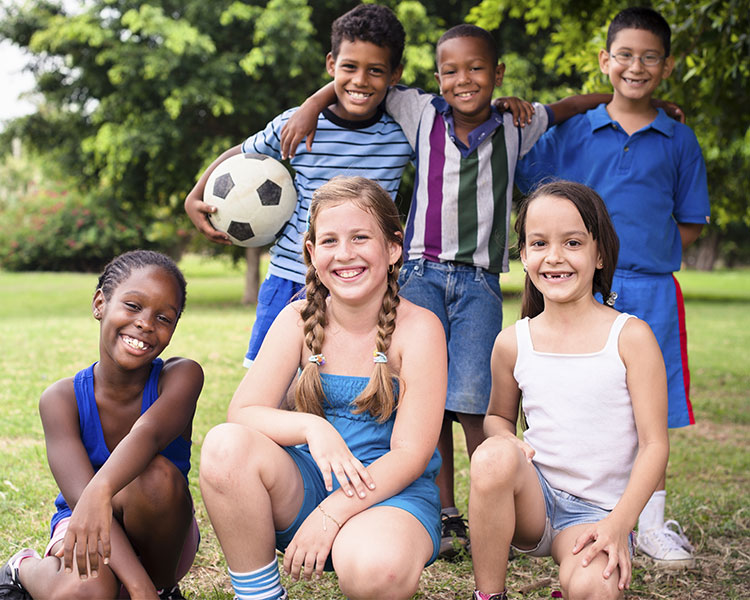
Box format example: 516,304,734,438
242,106,414,283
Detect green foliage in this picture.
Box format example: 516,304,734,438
470,0,750,264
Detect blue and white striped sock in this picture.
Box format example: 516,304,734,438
229,558,285,600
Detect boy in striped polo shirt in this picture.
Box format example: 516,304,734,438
184,4,413,367
283,23,607,558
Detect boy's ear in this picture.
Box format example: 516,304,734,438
598,48,611,75
434,70,442,92
390,64,403,86
495,62,505,87
325,52,336,78
661,55,675,79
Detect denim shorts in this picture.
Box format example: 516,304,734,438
277,446,441,567
398,258,503,414
244,273,305,366
514,466,634,558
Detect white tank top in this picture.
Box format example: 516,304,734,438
514,313,637,510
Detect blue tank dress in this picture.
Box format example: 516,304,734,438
49,359,192,534
276,373,442,566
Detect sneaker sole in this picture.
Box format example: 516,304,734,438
635,553,696,570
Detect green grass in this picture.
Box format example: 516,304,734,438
1,256,748,599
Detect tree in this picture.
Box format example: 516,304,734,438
469,0,750,268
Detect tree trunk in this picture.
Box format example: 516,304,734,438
693,230,720,271
242,246,262,305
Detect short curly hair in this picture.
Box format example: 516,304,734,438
607,7,671,57
330,4,405,70
437,24,498,66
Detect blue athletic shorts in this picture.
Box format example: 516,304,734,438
398,258,503,415
277,446,441,567
244,274,305,366
607,270,693,428
514,466,635,558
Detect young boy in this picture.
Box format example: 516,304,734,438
516,6,709,569
184,4,413,367
283,23,607,559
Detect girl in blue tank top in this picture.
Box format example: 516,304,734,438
469,182,670,600
1,251,203,600
200,176,448,600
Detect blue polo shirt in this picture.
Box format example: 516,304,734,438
515,104,710,275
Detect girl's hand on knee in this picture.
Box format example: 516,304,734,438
283,506,340,581
572,519,632,590
306,421,375,498
60,486,113,580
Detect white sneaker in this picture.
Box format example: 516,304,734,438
636,519,695,569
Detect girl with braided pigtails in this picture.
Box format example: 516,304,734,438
200,176,447,600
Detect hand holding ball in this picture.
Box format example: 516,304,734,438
203,153,297,247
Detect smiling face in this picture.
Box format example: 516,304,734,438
94,265,182,370
599,27,673,105
520,194,602,308
326,39,402,122
435,35,504,122
305,200,401,305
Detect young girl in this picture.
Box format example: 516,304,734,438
0,251,203,600
199,176,447,600
469,181,669,600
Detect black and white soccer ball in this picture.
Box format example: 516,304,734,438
203,153,296,247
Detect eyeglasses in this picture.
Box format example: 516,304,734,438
610,52,665,67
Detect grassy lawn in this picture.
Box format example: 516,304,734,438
0,255,747,599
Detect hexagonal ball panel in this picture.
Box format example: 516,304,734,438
227,221,255,241
213,173,235,199
257,179,282,206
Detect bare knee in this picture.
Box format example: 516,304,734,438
563,564,622,600
200,423,260,490
46,571,119,600
470,437,523,493
337,552,421,600
120,454,187,515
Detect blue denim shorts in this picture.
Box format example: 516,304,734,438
515,466,634,557
398,258,503,415
244,274,305,366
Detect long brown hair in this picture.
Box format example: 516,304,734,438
295,176,404,423
516,181,620,319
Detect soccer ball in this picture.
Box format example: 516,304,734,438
203,153,296,247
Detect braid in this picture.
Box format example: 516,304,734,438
294,268,329,417
354,265,401,422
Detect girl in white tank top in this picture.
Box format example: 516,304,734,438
469,182,669,600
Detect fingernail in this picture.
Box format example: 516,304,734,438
103,558,109,565
359,492,365,498
369,483,375,489
347,490,353,496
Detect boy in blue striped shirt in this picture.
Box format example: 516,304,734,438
184,4,413,367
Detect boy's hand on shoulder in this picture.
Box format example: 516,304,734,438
493,96,535,127
281,104,321,159
651,98,686,124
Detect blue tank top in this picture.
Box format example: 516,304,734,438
50,359,192,531
316,373,441,482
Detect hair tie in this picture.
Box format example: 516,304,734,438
373,351,388,364
605,291,618,307
308,354,326,366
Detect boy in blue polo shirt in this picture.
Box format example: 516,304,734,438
516,6,710,569
184,4,413,367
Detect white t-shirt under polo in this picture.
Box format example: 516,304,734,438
514,313,638,510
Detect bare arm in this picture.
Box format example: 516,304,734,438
280,82,337,159
678,223,704,249
547,93,612,125
573,318,669,590
59,359,202,584
40,380,159,596
184,144,243,244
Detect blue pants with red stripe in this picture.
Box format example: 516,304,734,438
609,269,694,428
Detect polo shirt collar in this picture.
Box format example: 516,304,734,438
588,103,675,137
432,95,504,155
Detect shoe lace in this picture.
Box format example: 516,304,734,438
663,519,695,552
